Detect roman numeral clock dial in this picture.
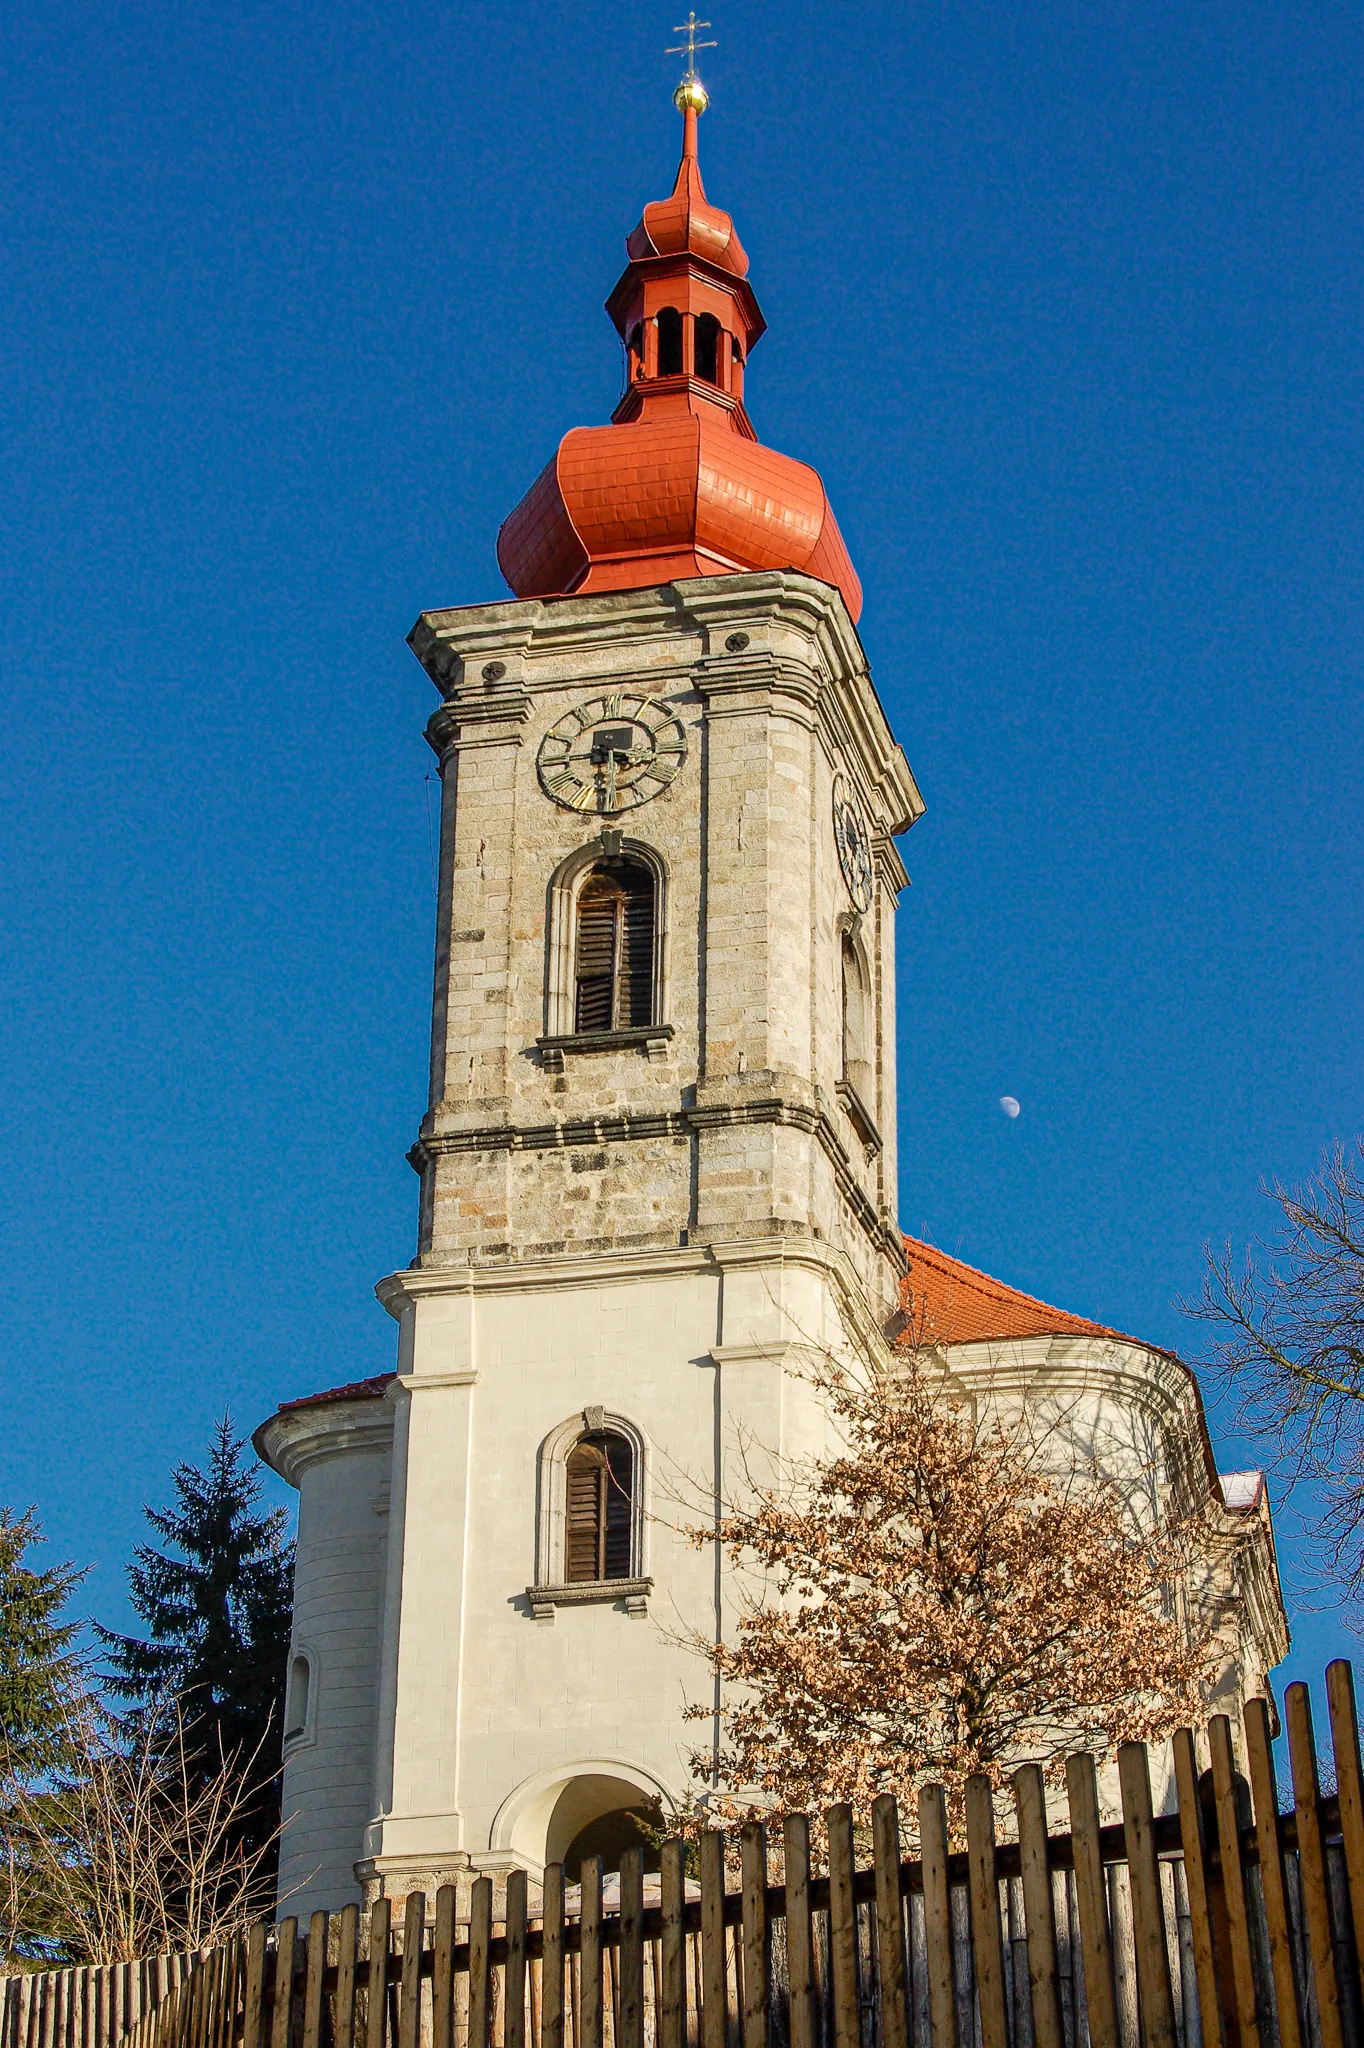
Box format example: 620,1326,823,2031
536,692,688,814
833,774,875,913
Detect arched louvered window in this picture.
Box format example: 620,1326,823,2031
564,1432,634,1584
574,861,655,1034
695,314,720,385
657,307,683,377
842,933,873,1103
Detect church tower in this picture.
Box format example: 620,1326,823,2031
257,74,922,1915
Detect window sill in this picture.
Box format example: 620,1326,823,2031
527,1577,652,1622
837,1079,883,1158
537,1027,673,1072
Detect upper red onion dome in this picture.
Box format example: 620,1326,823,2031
496,101,862,623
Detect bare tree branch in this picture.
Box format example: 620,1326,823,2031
0,1689,285,1964
1184,1139,1364,1600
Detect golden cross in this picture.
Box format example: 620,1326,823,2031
666,12,717,81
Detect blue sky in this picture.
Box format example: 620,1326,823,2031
1,0,1360,1728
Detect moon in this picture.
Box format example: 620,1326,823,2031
1000,1096,1021,1119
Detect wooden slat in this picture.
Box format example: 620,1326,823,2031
271,1923,297,2048
1014,1764,1064,2048
469,1877,494,2048
301,1915,328,2048
964,1776,1009,2048
1117,1742,1178,2048
504,1870,529,2048
615,1850,643,2048
738,1823,768,2048
1326,1661,1364,1990
1284,1682,1345,2048
918,1784,955,2048
659,1841,686,2048
1208,1714,1261,2048
1065,1754,1120,2048
581,1858,605,2048
431,1887,456,2048
364,1900,391,2048
542,1865,566,2048
241,1927,268,2048
333,1906,360,2048
782,1813,814,2048
1242,1698,1302,2048
699,1832,726,2048
1171,1728,1226,2048
871,1795,910,2048
398,1895,425,2048
826,1804,860,2048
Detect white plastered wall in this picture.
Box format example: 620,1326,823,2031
256,1402,394,1916
362,1241,861,1886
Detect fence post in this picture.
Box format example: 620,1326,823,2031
271,1922,298,2048
699,1832,727,2048
1207,1717,1260,2048
826,1805,860,2048
782,1815,814,2048
542,1865,565,2048
739,1823,768,2048
579,1858,603,2048
469,1877,494,2048
1117,1744,1177,2048
1172,1729,1226,2048
918,1786,955,2048
1325,1661,1364,1980
1014,1765,1064,2048
506,1869,530,2048
964,1778,1009,2048
1284,1683,1345,2048
615,1848,643,2048
334,1907,360,2048
871,1796,910,2048
301,1915,328,2048
1240,1701,1301,2048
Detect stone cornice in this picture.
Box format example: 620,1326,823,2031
377,1232,901,1358
406,572,923,842
253,1401,394,1487
409,1092,905,1273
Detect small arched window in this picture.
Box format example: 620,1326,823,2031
627,323,644,379
285,1652,311,1741
657,307,683,377
695,314,720,385
565,1432,634,1583
575,861,655,1034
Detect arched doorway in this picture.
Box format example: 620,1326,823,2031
490,1764,673,1877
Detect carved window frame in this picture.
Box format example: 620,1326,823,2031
837,913,883,1157
540,838,671,1066
529,1407,652,1620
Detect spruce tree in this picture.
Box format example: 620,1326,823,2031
0,1508,84,1782
101,1418,294,1856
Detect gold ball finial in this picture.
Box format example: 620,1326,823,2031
673,74,709,115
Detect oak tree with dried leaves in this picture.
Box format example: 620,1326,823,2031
688,1350,1219,1828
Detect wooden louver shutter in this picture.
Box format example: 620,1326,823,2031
616,875,655,1028
574,877,618,1033
563,1432,634,1583
573,862,655,1034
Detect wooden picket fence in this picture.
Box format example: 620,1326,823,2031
11,1660,1364,2048
0,1952,206,2048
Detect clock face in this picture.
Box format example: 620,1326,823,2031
537,691,688,815
833,775,874,912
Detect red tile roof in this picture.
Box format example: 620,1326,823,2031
899,1236,1157,1352
277,1372,395,1414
